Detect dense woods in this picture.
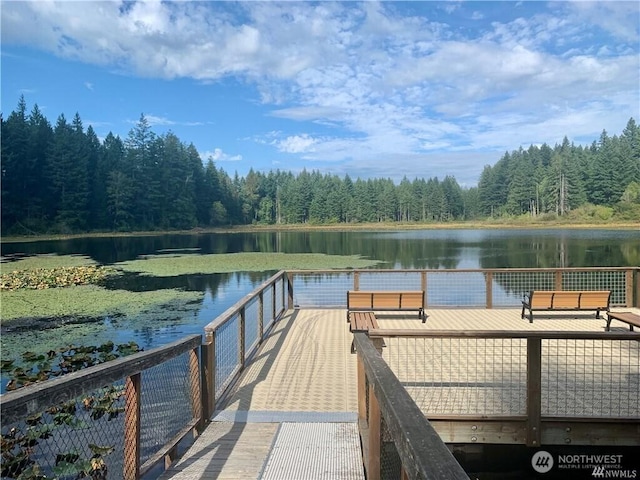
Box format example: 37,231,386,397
2,96,639,235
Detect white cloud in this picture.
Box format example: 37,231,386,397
84,82,94,91
274,134,318,154
2,1,637,184
201,148,242,162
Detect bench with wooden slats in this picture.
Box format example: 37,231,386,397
347,290,426,322
521,290,611,323
606,311,640,331
348,311,384,353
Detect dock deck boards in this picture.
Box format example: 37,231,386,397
160,307,640,479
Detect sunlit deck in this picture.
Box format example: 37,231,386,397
159,307,640,479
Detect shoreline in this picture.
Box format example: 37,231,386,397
2,221,639,244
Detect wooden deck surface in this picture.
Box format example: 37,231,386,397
160,307,640,479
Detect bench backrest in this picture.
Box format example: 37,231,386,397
551,291,581,309
347,291,424,310
579,290,611,308
529,290,611,309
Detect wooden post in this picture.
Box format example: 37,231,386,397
201,336,216,425
357,354,367,422
421,271,427,309
258,291,264,342
239,307,246,368
636,268,640,308
189,347,202,430
287,272,294,310
625,269,633,307
526,338,542,447
485,271,493,309
368,383,382,480
354,271,360,290
272,281,277,321
124,373,141,480
555,270,563,290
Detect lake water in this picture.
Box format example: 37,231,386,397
1,228,638,366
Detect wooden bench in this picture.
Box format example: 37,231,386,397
347,290,426,323
521,290,611,323
349,311,384,353
606,312,640,331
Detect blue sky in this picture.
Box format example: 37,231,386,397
2,1,639,186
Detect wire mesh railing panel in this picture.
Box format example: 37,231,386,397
562,270,627,305
382,337,527,415
542,339,640,417
292,272,353,307
215,315,241,398
426,271,488,306
492,271,556,307
139,352,197,466
244,297,260,358
263,284,275,332
274,277,284,313
359,271,423,291
1,382,127,480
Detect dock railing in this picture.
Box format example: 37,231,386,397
0,335,203,480
353,332,470,480
286,267,639,309
2,267,638,479
367,329,640,447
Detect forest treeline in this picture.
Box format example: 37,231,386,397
2,96,639,235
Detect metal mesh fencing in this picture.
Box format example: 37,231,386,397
215,314,241,398
139,351,199,466
382,337,527,416
244,296,260,358
289,268,634,308
292,272,353,307
492,271,555,306
542,339,640,417
1,384,127,479
426,271,487,306
0,348,202,480
262,285,275,332
563,270,628,305
359,271,422,291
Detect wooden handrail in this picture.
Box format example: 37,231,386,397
0,334,202,425
368,329,640,340
354,332,470,480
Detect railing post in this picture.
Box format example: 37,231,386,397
258,291,264,341
357,354,366,422
555,270,563,290
124,373,141,480
636,268,640,308
526,338,542,447
485,271,493,309
625,269,633,307
239,307,246,368
201,334,216,425
354,271,360,290
189,347,202,432
287,272,294,310
368,383,382,480
272,280,277,321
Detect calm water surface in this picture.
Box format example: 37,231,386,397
1,228,638,367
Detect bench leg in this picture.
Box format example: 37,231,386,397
521,304,525,319
595,309,601,319
529,311,533,323
606,318,612,331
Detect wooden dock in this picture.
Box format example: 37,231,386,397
160,307,640,479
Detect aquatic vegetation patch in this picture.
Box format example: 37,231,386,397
115,252,382,276
0,265,112,291
0,285,203,323
1,253,98,270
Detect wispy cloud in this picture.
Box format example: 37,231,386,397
201,148,242,162
2,1,637,183
84,82,94,91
